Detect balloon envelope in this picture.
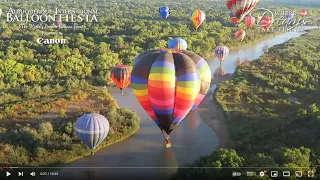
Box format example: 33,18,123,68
75,114,110,150
300,10,307,17
159,6,170,19
261,16,273,30
215,46,230,63
168,38,188,50
245,16,255,27
131,49,207,135
285,12,294,20
229,12,240,26
190,10,205,31
235,29,246,42
226,0,260,22
110,65,131,89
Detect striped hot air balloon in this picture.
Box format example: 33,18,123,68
189,9,205,31
214,46,230,64
261,16,273,31
131,49,210,148
245,16,256,27
168,38,188,50
110,65,131,94
300,9,307,17
226,0,260,22
235,29,246,42
75,114,110,155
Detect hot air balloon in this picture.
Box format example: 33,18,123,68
261,16,273,31
245,16,256,27
235,29,246,42
285,12,294,20
229,11,240,26
75,114,110,155
190,52,211,111
300,9,307,17
214,46,230,64
159,6,170,19
131,49,205,148
226,0,260,22
110,65,131,94
168,38,187,50
190,9,205,31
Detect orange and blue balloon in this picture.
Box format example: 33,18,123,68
159,6,170,19
190,9,205,31
131,49,204,137
168,38,187,50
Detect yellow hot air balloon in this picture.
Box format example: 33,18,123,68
189,9,205,31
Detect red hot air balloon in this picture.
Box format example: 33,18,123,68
110,65,131,94
245,16,256,27
235,29,246,42
226,0,260,22
300,9,307,17
261,16,273,31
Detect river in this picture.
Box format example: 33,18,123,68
35,27,317,180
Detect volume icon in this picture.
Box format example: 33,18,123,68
30,172,36,177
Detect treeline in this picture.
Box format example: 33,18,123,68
0,86,140,166
172,29,320,179
1,0,320,90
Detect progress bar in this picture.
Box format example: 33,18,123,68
3,167,318,169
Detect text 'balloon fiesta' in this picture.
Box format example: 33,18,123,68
130,48,211,148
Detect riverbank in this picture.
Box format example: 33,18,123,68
197,28,313,150
202,31,283,59
0,86,140,167
62,122,140,165
171,28,320,180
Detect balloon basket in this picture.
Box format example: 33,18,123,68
164,141,171,148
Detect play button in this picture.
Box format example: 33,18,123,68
6,171,11,177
